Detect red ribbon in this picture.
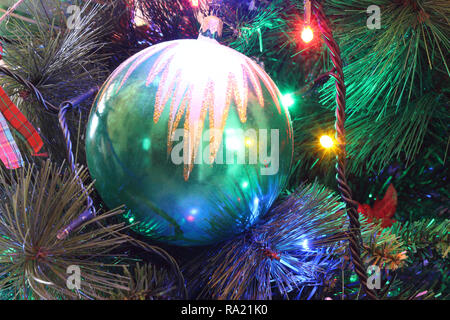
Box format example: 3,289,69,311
0,86,44,157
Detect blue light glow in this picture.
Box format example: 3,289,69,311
301,239,309,250
249,197,260,224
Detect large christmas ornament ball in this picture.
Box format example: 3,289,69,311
86,20,293,246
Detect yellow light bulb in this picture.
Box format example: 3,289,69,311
301,26,314,43
320,135,334,149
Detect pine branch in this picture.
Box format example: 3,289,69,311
344,92,447,174
290,93,335,187
391,218,450,258
137,0,199,43
322,0,449,113
110,263,180,300
184,182,348,300
0,0,112,164
316,0,449,174
360,219,408,271
0,160,130,299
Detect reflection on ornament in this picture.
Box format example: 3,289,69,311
142,138,151,150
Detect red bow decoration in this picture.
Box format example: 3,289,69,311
357,184,398,228
0,86,44,169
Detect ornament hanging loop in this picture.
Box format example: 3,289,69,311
56,87,99,240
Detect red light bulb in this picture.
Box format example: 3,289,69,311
301,26,314,43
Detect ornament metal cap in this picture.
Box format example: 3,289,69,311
199,16,223,40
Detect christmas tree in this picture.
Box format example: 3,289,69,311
0,0,448,301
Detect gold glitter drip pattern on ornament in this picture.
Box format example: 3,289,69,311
98,39,291,180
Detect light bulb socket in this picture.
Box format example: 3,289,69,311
199,16,223,41
304,0,311,25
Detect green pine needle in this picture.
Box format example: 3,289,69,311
0,161,130,299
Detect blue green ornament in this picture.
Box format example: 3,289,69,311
86,17,293,246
